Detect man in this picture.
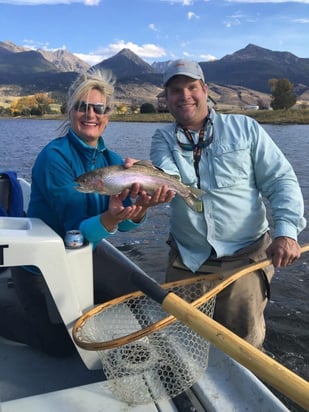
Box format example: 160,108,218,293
150,59,306,348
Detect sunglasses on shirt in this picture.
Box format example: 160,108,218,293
74,101,107,115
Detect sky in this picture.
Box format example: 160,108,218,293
0,0,308,66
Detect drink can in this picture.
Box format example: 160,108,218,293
64,230,84,249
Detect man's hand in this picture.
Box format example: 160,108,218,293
134,185,175,208
130,184,175,223
101,184,175,230
266,236,301,267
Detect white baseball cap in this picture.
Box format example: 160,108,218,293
163,59,205,86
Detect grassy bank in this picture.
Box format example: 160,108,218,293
110,108,309,124
2,108,309,124
232,108,309,124
109,112,174,123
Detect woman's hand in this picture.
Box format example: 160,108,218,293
100,188,145,231
101,184,175,230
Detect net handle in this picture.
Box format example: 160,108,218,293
130,243,309,411
163,292,309,411
73,243,309,351
73,243,309,409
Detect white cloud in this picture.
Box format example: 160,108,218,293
224,17,241,28
83,0,99,4
200,54,217,61
225,0,309,3
180,40,190,47
181,51,217,62
74,53,102,66
22,39,69,51
293,18,309,23
223,11,257,27
187,11,199,19
0,0,99,4
148,23,159,31
76,40,167,65
15,38,167,65
159,0,194,5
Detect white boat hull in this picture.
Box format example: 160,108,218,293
0,178,290,411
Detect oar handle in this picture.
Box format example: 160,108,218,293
162,292,309,411
130,242,309,411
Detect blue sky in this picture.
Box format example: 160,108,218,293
0,0,308,66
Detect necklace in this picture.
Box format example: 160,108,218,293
175,116,214,188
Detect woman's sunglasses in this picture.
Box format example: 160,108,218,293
74,101,106,115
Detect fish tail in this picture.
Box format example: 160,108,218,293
183,196,204,212
181,186,205,212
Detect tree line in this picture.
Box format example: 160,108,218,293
0,78,299,117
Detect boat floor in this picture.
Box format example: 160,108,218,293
0,275,105,400
0,273,290,411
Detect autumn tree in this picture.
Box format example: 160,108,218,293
269,78,297,110
115,103,128,114
10,96,36,116
34,93,54,115
10,94,54,116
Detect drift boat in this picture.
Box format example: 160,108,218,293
0,178,297,411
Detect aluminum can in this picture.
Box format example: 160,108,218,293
64,230,84,249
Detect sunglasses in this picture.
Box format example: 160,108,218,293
74,101,106,115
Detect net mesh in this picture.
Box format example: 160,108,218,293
73,278,216,405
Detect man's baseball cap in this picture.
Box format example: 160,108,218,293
163,59,205,86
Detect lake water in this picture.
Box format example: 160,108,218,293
1,119,308,411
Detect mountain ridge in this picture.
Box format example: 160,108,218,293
0,41,308,108
199,43,309,93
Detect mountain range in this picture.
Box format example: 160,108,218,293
0,41,309,108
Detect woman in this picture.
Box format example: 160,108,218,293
5,69,173,357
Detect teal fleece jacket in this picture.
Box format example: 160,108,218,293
28,128,142,244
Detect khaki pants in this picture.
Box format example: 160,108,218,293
166,232,274,349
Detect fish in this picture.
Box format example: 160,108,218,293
74,161,206,212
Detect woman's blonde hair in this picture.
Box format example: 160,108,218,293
58,68,116,135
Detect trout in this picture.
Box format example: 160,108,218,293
74,161,205,212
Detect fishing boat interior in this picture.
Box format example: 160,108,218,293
0,174,297,411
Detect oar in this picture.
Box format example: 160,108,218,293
127,245,309,411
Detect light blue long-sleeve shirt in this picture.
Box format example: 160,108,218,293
150,109,306,272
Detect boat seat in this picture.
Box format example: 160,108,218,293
0,216,101,369
0,172,25,218
0,177,101,369
0,173,11,213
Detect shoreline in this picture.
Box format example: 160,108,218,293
1,108,309,124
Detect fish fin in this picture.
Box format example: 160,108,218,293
134,160,154,168
134,160,181,180
183,197,204,213
190,187,207,199
134,160,179,176
182,186,206,212
156,167,180,180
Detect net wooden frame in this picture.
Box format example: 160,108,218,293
72,274,219,350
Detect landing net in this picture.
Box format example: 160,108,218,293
73,277,216,405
